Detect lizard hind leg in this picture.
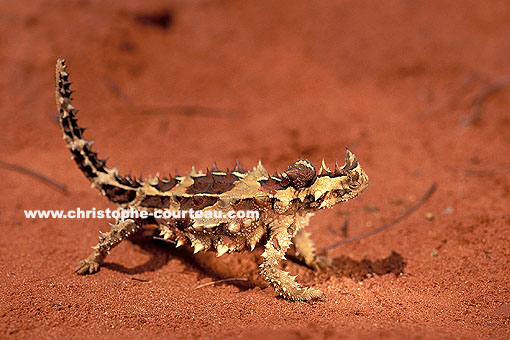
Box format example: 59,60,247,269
75,218,141,275
260,220,325,302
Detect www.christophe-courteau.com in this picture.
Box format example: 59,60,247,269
24,207,260,220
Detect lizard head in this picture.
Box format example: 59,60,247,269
280,149,369,210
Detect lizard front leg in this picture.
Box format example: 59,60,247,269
75,218,140,274
260,218,325,302
293,228,333,270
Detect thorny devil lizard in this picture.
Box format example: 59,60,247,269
55,59,369,302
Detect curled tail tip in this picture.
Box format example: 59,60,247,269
56,57,66,66
56,58,68,76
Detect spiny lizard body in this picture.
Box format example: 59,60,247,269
55,59,369,302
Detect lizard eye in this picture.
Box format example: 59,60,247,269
349,183,359,189
331,189,346,198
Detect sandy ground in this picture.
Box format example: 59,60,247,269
0,0,509,339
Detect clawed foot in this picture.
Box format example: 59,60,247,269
309,255,333,270
281,286,325,302
75,257,101,275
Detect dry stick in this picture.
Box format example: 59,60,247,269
419,73,481,120
104,79,237,117
138,105,237,117
465,168,510,176
340,216,349,237
105,78,133,106
195,278,249,289
465,78,510,125
0,160,68,194
324,183,438,251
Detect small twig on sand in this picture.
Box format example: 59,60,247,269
195,278,248,289
463,78,510,126
465,168,510,176
340,216,349,237
323,183,437,251
0,160,68,194
104,79,237,118
327,226,337,235
328,216,349,235
105,78,133,106
419,73,481,120
139,105,237,118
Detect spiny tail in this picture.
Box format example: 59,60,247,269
55,58,138,204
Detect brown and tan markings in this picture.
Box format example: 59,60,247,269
55,59,369,302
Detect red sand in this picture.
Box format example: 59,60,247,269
1,0,509,339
